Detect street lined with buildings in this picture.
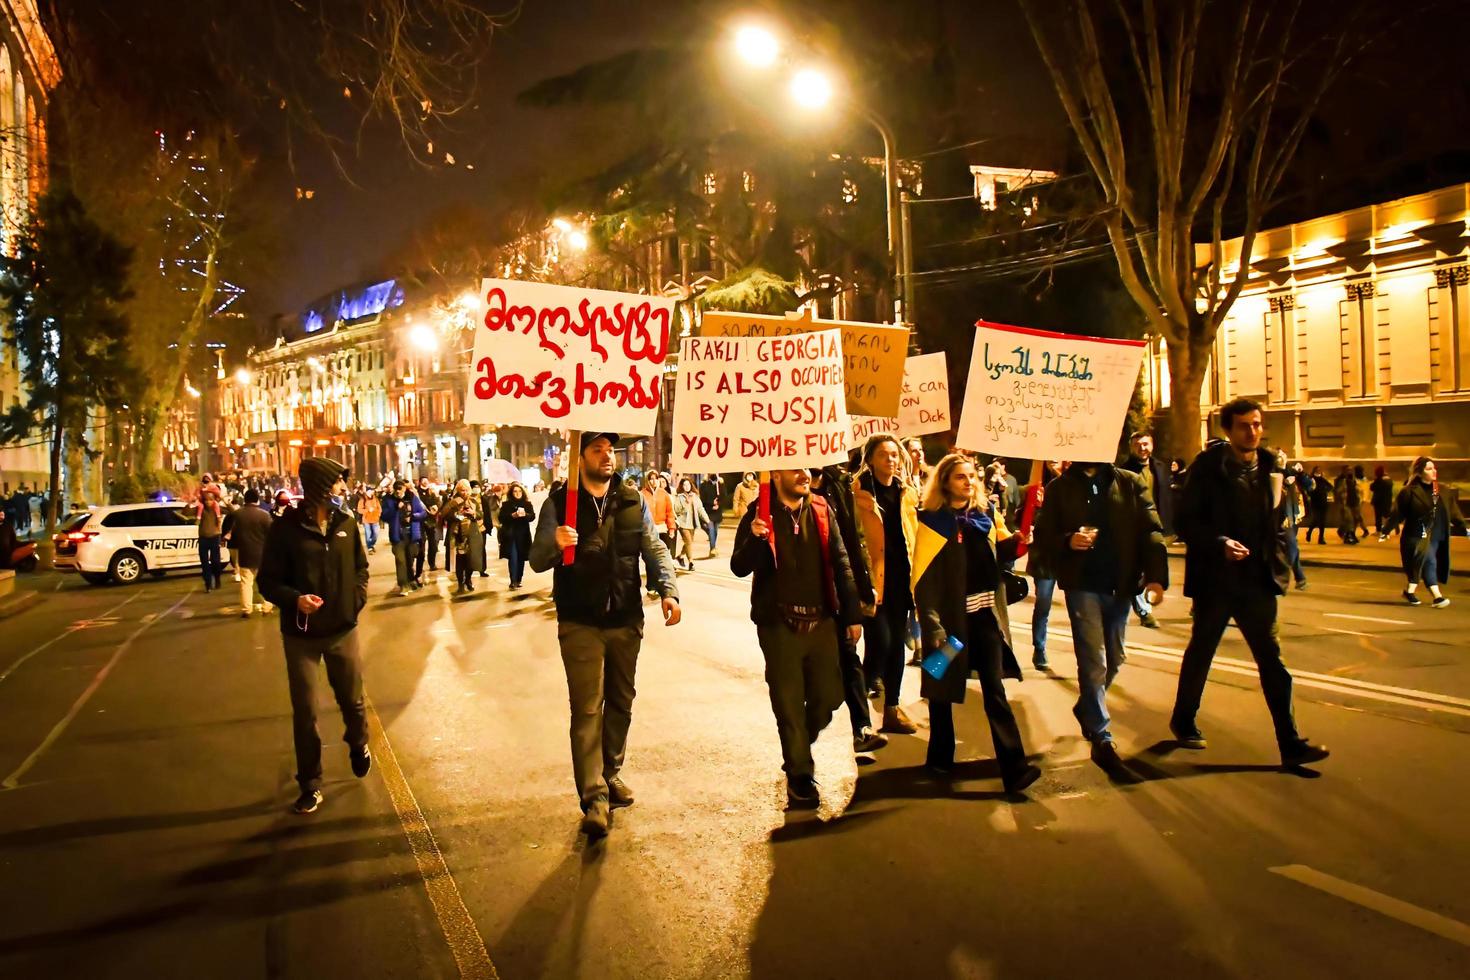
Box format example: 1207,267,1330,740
2,551,1466,979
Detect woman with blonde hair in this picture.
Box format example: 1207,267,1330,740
441,479,486,593
911,453,1041,793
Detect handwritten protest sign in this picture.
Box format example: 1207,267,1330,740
700,308,907,417
464,279,675,434
672,329,850,470
955,321,1146,463
844,351,952,450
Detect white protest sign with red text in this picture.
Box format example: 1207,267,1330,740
464,279,675,434
672,330,850,471
955,321,1147,464
844,351,952,450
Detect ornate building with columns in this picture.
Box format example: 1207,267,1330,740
1141,183,1470,474
0,0,59,492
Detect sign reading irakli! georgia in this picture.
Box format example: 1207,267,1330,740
955,321,1147,463
464,279,675,434
672,329,850,470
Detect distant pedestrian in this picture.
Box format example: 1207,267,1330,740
1281,459,1309,591
272,489,294,518
1034,455,1167,768
852,434,919,735
1170,398,1330,768
1016,460,1064,670
672,477,709,571
1122,431,1175,628
1370,466,1396,539
641,471,676,595
1305,467,1330,543
529,432,680,840
195,475,225,592
381,479,427,595
732,473,760,518
912,453,1042,794
480,483,502,576
1333,466,1362,544
498,483,535,589
903,437,930,494
417,477,442,577
228,489,274,617
699,474,724,558
258,457,371,815
441,480,485,593
733,468,862,809
1394,456,1465,608
360,487,381,554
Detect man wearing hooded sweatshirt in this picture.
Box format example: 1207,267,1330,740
258,457,372,815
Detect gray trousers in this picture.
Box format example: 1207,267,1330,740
283,630,368,792
558,622,643,809
756,620,843,781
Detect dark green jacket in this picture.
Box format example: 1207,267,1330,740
258,505,369,640
1034,465,1169,598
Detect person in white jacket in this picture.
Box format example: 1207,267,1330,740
672,477,711,570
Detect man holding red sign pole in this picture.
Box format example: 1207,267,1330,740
530,432,681,840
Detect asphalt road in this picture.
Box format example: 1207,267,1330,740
1,544,1467,980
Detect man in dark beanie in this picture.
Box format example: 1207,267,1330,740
259,456,372,815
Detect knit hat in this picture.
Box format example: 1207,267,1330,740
300,456,347,501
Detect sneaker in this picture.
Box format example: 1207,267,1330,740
1140,613,1160,629
1032,655,1050,671
388,587,406,597
292,790,323,815
1169,720,1207,750
350,744,372,778
1403,590,1421,606
1432,596,1451,609
607,776,635,808
786,775,820,809
1090,739,1121,768
1003,764,1043,795
853,728,888,753
479,571,489,578
881,705,918,735
581,798,610,839
1294,580,1308,591
868,679,885,702
1280,739,1330,768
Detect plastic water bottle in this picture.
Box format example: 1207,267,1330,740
922,634,965,680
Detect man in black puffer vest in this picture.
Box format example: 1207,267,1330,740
530,432,680,840
258,456,371,816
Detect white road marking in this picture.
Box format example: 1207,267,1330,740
1269,865,1470,947
1321,626,1373,638
2,590,192,788
1324,613,1413,626
1014,622,1470,715
0,591,144,686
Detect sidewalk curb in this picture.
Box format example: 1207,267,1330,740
0,590,42,619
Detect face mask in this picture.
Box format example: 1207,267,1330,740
330,494,344,508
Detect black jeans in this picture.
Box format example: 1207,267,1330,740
455,550,474,589
1305,513,1327,544
283,629,368,792
392,537,414,588
838,627,871,737
198,536,222,589
1172,588,1299,745
863,600,911,708
926,613,1026,774
415,527,440,578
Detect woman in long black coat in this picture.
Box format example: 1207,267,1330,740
912,453,1041,796
498,483,536,589
1394,456,1466,608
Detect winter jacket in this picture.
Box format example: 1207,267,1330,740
257,504,369,641
851,472,918,607
700,478,724,518
673,491,709,531
441,494,486,570
1120,454,1176,535
732,480,761,520
361,493,382,525
812,466,875,608
498,495,536,555
1395,480,1466,582
381,490,428,544
1175,443,1290,598
530,476,677,627
642,486,676,534
730,494,862,630
1034,465,1168,598
226,503,273,570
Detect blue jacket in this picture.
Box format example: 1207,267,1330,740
381,490,428,544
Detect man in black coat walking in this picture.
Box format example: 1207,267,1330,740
1121,431,1174,628
1169,398,1330,769
228,488,274,618
259,457,373,814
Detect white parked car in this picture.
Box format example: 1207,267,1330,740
52,503,232,585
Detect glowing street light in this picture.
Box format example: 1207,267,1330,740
409,323,439,353
789,67,833,110
234,367,251,386
566,229,590,252
733,24,780,68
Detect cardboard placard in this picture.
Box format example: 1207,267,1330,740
465,279,675,435
844,351,951,450
672,330,850,470
955,321,1147,464
699,308,908,417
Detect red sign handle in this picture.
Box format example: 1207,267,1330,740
562,432,580,566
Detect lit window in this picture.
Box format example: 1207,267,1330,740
701,172,718,195
842,178,858,205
